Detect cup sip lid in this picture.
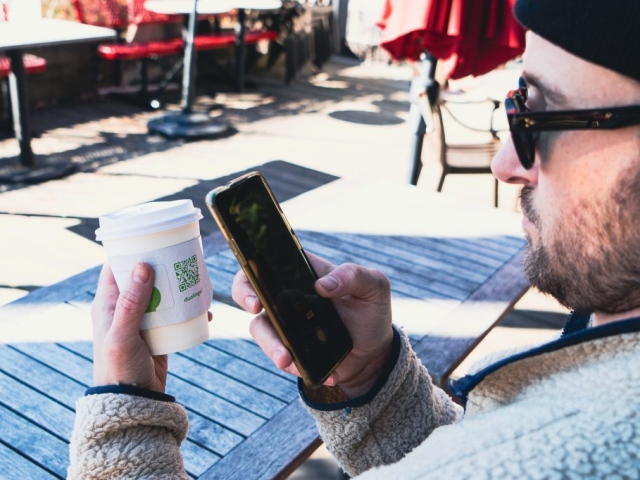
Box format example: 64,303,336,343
95,200,203,241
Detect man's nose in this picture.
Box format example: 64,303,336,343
491,136,538,185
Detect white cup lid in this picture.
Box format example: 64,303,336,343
95,200,203,241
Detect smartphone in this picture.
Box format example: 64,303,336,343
205,172,353,387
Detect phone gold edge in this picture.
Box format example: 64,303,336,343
205,185,341,387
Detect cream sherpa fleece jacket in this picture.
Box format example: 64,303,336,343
68,319,640,479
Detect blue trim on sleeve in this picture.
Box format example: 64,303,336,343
449,315,640,406
299,326,401,411
85,385,175,403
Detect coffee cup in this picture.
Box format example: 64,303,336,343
95,200,213,355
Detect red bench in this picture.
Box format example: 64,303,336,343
0,54,47,78
72,0,279,108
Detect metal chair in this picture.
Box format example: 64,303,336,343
432,94,501,207
408,53,502,208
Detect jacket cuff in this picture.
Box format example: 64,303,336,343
85,385,175,403
296,325,462,477
298,326,401,410
69,393,189,479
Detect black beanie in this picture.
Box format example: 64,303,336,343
514,0,640,82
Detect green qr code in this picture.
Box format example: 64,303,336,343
174,255,200,292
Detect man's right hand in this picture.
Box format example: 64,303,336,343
232,252,394,399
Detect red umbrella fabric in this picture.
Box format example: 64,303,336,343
376,0,525,79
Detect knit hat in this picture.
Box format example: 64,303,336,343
513,0,640,82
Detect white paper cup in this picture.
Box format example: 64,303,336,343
95,200,213,355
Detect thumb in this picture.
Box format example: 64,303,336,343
111,263,155,337
315,263,390,302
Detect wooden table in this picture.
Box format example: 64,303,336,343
0,19,115,177
0,161,529,479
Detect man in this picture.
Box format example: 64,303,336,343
68,1,640,478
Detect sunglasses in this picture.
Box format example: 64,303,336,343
505,77,640,169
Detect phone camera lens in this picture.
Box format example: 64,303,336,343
315,328,327,344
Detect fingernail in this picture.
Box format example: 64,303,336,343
246,295,258,310
133,264,151,284
318,275,339,291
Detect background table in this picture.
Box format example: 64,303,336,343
0,19,115,180
0,161,529,478
145,0,281,139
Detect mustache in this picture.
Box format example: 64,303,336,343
520,186,538,225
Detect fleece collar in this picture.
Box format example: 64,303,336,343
449,312,640,406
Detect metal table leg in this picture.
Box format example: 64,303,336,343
7,49,34,167
147,0,230,139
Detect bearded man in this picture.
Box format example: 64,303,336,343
69,1,640,478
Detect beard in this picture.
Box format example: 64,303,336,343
521,169,640,314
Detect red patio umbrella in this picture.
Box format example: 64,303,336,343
376,0,525,79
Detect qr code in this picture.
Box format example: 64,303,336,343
174,255,200,292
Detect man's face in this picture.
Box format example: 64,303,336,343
492,33,640,315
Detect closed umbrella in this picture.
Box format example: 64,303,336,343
376,0,525,79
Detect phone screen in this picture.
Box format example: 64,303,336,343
212,174,352,385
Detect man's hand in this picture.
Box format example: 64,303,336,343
91,263,168,392
232,253,394,399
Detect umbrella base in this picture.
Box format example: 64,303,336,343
148,111,230,139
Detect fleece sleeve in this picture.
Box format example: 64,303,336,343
67,392,189,479
299,326,464,477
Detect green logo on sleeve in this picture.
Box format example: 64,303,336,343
146,287,162,313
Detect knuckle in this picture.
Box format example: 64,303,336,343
248,314,262,339
118,288,144,313
231,270,249,302
339,262,361,282
368,268,391,292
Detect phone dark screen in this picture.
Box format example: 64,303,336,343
215,174,352,384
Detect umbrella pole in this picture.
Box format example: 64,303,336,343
408,52,438,185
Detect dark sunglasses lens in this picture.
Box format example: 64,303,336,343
512,130,535,169
505,92,536,169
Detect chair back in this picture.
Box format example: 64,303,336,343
71,0,128,28
437,96,500,152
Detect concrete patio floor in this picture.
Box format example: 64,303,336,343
0,55,568,479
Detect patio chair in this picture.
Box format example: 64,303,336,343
432,93,501,207
409,54,501,208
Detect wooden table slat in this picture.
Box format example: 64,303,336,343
180,437,220,479
397,235,523,265
200,402,320,480
299,231,486,294
0,267,101,323
295,235,468,301
59,341,268,437
12,342,93,387
334,232,500,282
0,405,70,479
178,344,298,402
166,376,266,437
0,345,86,408
0,442,57,480
169,354,287,419
185,410,240,456
206,338,298,383
0,371,75,441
